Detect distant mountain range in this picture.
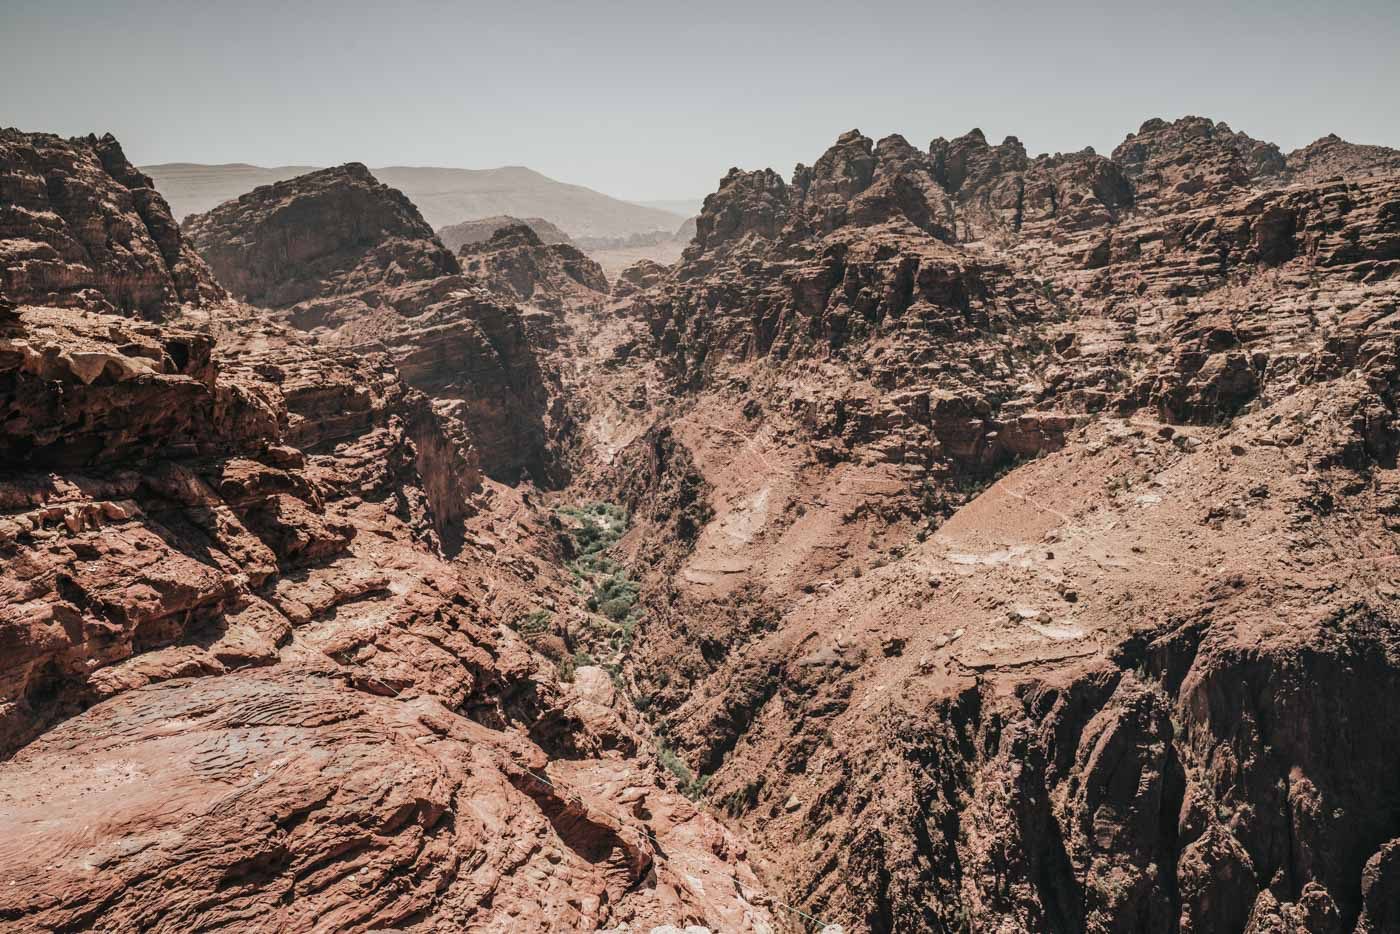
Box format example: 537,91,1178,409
141,162,687,240
634,198,705,217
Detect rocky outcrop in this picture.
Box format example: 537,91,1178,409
0,129,781,932
683,167,790,266
631,128,1078,489
1288,133,1400,184
185,167,572,484
0,308,223,467
457,223,609,311
0,664,776,931
931,127,1029,193
932,130,1132,241
0,302,462,755
1110,116,1287,208
183,162,459,307
612,258,669,298
596,115,1400,932
0,129,224,318
437,214,574,251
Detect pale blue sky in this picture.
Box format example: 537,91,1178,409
3,0,1397,200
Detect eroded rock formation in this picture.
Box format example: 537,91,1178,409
457,223,609,311
0,129,224,318
184,164,571,485
583,116,1400,932
437,214,575,251
181,162,459,307
6,113,1400,934
0,131,776,933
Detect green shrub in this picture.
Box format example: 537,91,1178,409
599,596,634,621
657,741,708,800
575,518,606,553
518,609,552,638
556,501,645,658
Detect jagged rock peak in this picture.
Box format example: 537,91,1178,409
1111,114,1287,180
182,162,459,307
799,128,877,199
475,222,546,250
930,128,1029,193
1287,132,1400,182
873,133,922,159
687,167,790,256
0,128,226,318
457,221,609,308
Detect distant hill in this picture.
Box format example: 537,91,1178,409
140,163,318,218
636,198,705,217
437,215,574,252
143,162,685,240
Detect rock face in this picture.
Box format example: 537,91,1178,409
1288,133,1400,184
0,308,225,469
612,258,670,298
183,162,459,307
0,129,224,317
0,130,777,932
457,223,609,311
1,666,775,932
1110,116,1287,203
7,115,1400,934
437,214,575,251
184,166,570,485
588,116,1400,932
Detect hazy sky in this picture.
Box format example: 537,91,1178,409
4,0,1398,201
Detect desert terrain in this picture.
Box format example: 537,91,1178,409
2,112,1400,934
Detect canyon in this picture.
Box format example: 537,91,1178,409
2,113,1400,934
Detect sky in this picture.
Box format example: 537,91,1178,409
3,0,1398,202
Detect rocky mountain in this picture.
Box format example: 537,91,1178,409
0,133,776,932
145,161,686,239
183,164,567,486
0,129,225,318
437,214,575,251
581,115,1400,932
5,113,1400,934
1288,133,1400,184
456,223,609,313
182,163,460,307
